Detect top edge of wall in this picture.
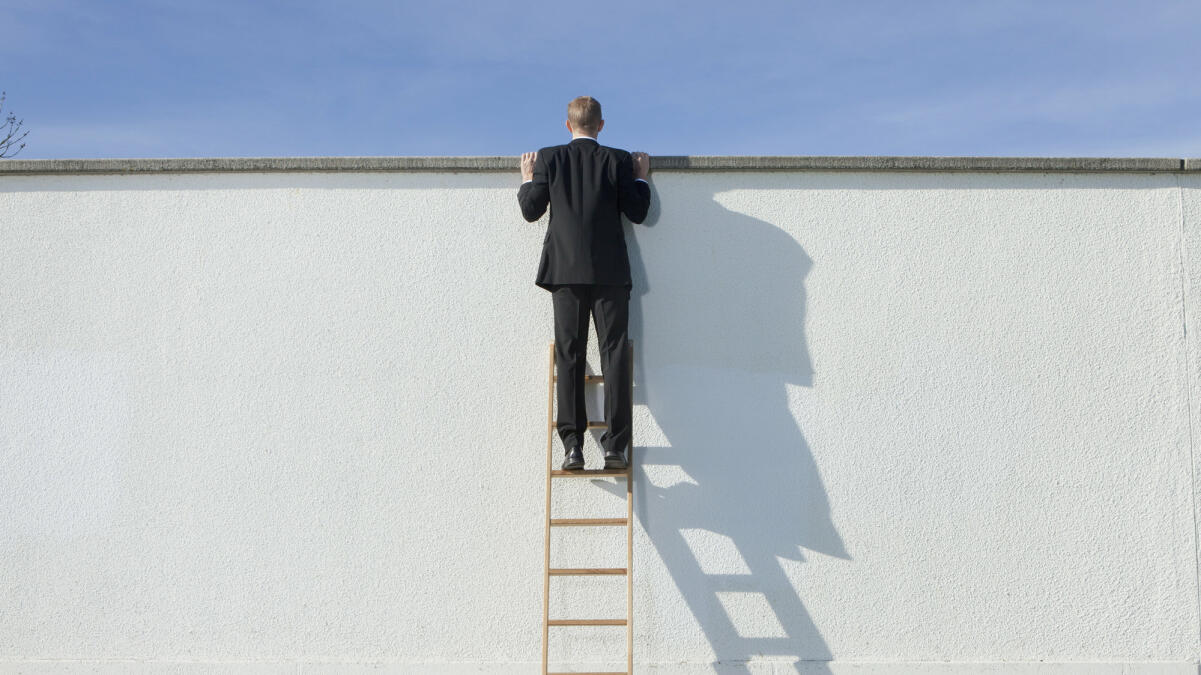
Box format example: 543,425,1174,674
0,155,1199,175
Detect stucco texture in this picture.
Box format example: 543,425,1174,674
0,168,1198,673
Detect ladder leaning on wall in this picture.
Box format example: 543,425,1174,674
541,340,635,675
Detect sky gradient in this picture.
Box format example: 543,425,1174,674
3,0,1200,159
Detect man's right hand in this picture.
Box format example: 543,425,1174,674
631,151,650,180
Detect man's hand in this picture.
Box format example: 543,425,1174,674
631,151,650,180
521,151,537,182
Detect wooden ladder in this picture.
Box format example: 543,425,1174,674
542,340,635,675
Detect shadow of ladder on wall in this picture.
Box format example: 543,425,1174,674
542,340,635,675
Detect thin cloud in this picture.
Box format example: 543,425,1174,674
875,77,1194,128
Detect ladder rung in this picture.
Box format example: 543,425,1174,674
547,618,627,626
551,468,629,477
552,374,605,383
551,518,627,526
549,567,627,575
547,421,608,429
548,672,627,674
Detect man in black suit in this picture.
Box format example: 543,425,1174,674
518,95,652,470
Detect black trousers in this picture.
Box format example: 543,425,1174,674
550,284,631,455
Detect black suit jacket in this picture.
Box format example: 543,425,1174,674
518,137,652,291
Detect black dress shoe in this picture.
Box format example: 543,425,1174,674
562,446,585,470
603,449,627,470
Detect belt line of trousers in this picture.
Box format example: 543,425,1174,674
550,283,631,455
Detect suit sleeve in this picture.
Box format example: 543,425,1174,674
616,152,651,224
517,151,550,222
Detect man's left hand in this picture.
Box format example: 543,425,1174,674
521,151,537,182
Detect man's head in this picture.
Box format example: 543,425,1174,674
566,96,604,137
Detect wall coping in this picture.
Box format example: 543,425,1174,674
0,155,1199,175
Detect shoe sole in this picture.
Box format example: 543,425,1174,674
603,457,628,470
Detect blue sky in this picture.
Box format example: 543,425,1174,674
3,0,1199,159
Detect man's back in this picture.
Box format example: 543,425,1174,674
518,137,651,290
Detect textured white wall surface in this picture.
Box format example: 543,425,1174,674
1,168,1200,674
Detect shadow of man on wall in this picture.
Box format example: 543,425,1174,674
613,179,849,673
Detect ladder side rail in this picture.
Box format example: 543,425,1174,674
626,340,634,675
543,341,555,675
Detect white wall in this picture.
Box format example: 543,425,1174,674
1,167,1199,674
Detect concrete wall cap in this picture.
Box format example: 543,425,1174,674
0,155,1193,175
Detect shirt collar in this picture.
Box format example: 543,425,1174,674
570,136,598,143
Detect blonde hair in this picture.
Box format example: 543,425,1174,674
567,96,602,133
